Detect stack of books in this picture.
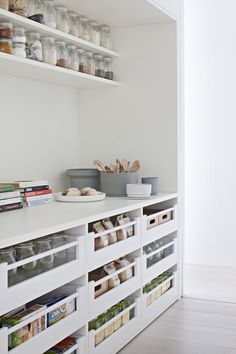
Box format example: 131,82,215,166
0,181,53,207
0,185,23,213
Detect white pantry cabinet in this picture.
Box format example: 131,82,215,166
0,194,179,354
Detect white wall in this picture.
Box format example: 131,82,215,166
0,75,80,191
184,0,236,301
77,23,177,193
152,0,179,18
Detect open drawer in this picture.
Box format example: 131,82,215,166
142,237,178,285
141,272,178,325
0,234,86,315
88,258,141,320
87,217,141,271
0,286,87,354
142,206,177,246
88,298,141,354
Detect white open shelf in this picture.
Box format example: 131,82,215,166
0,52,120,89
0,8,119,58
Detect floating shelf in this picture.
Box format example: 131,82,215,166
0,9,119,58
0,52,120,89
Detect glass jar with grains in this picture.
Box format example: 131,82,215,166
100,25,112,49
0,22,13,39
78,16,90,41
55,40,67,68
86,51,95,75
68,11,79,37
0,247,17,286
77,48,86,73
26,31,42,61
9,0,27,17
94,53,105,78
43,0,56,28
13,42,26,57
67,44,79,71
41,36,57,65
55,5,69,33
0,0,9,10
13,26,26,43
104,57,113,80
0,39,12,54
89,21,100,46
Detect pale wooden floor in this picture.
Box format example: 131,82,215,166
119,298,236,354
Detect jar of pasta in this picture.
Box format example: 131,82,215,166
0,38,12,54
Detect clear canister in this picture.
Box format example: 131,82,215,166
55,40,68,68
78,16,90,41
89,21,100,46
13,42,26,57
26,31,42,61
36,238,54,271
43,0,56,28
0,21,13,39
0,0,9,10
86,51,95,75
67,44,79,71
77,48,86,73
104,56,113,80
13,26,26,43
94,53,105,78
27,0,44,23
41,35,57,65
100,25,112,49
55,5,69,33
68,11,79,37
0,38,12,54
9,0,27,16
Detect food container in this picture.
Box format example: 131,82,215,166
0,0,9,10
67,44,79,71
104,56,113,80
55,6,69,33
68,11,79,37
0,22,13,39
26,31,42,61
13,26,26,43
126,183,152,198
89,21,100,45
100,25,112,49
159,211,172,224
66,168,100,190
41,36,57,65
78,16,90,41
100,172,138,197
43,0,56,28
9,0,27,16
141,177,160,195
13,42,26,57
28,0,44,23
77,48,87,73
89,268,109,298
55,40,68,68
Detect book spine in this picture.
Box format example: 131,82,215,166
0,197,22,206
26,199,53,207
0,191,21,200
20,185,49,193
25,194,53,202
24,189,52,197
19,180,49,188
0,202,23,213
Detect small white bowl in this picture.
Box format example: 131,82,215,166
126,183,152,198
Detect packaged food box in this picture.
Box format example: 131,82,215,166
45,336,77,353
89,268,109,298
121,310,130,326
1,305,46,349
39,295,76,326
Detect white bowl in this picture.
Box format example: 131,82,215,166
126,183,152,198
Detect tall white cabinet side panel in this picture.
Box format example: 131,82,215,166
77,23,177,193
150,0,179,18
0,74,80,191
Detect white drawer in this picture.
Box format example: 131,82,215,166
88,298,141,354
88,258,141,320
142,206,177,246
0,286,87,354
0,235,86,315
142,238,178,285
87,217,141,272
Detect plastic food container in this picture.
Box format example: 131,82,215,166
126,183,152,198
100,172,138,197
66,168,100,190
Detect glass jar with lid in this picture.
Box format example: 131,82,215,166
0,22,13,39
78,16,90,41
26,31,42,61
100,25,112,49
0,0,9,10
43,0,56,28
68,11,79,37
55,40,67,68
89,21,100,46
0,247,17,286
55,6,69,33
67,44,79,71
15,242,37,278
28,0,44,24
86,51,95,75
36,238,54,271
9,0,27,16
104,57,113,80
13,42,26,57
51,233,67,266
41,36,57,65
77,48,86,73
0,39,12,54
94,53,105,78
13,26,26,43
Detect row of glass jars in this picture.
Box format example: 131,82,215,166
0,0,112,49
0,234,69,285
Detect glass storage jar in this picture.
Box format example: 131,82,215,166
86,51,95,75
89,21,100,45
26,31,42,61
100,25,112,49
28,0,44,23
0,0,9,10
51,234,67,266
55,5,69,33
55,40,67,68
77,48,86,73
67,44,79,71
41,36,57,65
104,56,113,80
13,42,26,57
9,0,27,16
78,16,90,41
15,242,37,278
0,22,13,39
36,238,54,271
0,38,12,54
13,26,26,43
68,11,79,37
94,53,105,78
43,0,56,28
0,247,17,286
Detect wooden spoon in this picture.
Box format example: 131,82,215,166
93,160,106,172
121,159,129,172
128,160,141,172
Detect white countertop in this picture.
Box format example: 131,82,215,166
0,193,177,248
